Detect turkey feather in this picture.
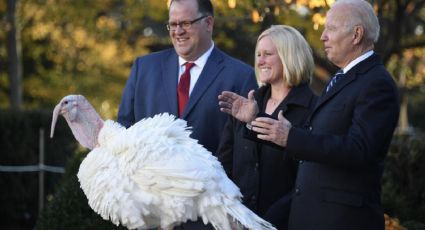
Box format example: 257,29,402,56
51,95,276,230
78,113,276,230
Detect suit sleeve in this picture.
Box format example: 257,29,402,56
216,117,235,178
239,68,258,98
286,76,399,169
216,67,256,178
117,58,139,128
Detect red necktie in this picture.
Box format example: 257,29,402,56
177,62,195,117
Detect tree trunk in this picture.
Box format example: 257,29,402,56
397,62,412,134
6,0,23,110
398,93,411,134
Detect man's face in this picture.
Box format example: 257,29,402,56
320,6,355,68
168,0,213,61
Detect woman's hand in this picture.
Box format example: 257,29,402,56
218,90,259,123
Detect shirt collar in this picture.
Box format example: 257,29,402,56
178,42,214,68
342,50,374,74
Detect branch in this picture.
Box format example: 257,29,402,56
402,36,425,50
409,0,425,15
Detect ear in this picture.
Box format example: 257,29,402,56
206,16,214,32
352,25,364,45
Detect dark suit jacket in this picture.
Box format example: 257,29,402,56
286,54,399,230
117,47,257,154
217,84,317,229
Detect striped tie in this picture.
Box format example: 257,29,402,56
326,70,344,93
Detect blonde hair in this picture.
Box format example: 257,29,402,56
255,25,314,86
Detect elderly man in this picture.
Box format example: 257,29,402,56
219,0,399,229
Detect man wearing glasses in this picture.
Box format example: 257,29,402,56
117,1,257,228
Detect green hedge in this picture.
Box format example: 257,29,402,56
37,153,126,230
383,133,425,230
0,109,77,229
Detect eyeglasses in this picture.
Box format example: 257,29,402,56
166,15,208,31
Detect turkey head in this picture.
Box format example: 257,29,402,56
50,95,104,150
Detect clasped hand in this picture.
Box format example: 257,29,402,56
251,111,291,147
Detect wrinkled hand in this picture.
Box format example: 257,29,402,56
251,111,292,147
218,90,259,123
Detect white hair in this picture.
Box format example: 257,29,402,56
332,0,380,43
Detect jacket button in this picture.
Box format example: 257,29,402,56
254,163,259,170
251,196,257,203
295,188,300,195
308,126,313,131
299,160,303,164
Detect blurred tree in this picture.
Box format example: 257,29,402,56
6,0,23,110
18,0,166,119
375,0,425,133
387,48,425,133
1,0,169,118
1,0,423,127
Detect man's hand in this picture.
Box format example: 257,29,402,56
218,90,259,123
251,111,292,147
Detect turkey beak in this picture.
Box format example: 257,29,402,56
50,103,62,138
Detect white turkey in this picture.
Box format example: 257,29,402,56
50,94,276,230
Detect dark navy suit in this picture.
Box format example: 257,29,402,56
117,47,257,229
286,54,399,230
118,47,257,154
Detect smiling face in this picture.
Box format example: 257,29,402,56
168,0,213,61
255,36,284,85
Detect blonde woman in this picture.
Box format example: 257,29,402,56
217,25,317,229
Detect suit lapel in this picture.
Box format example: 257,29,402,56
181,48,224,118
161,50,179,116
312,54,382,115
314,71,356,110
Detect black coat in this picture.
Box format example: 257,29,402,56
286,54,400,230
217,83,317,229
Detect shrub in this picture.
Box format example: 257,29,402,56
0,109,76,229
37,152,127,230
383,132,425,230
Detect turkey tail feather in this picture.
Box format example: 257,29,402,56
225,203,276,230
202,203,277,230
